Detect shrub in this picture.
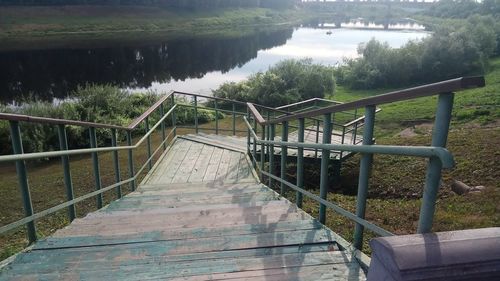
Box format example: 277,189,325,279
212,58,335,107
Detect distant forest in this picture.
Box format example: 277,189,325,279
0,0,299,9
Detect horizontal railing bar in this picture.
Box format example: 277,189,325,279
0,177,135,235
343,108,382,127
243,117,454,168
266,76,484,125
176,126,247,133
0,105,177,163
176,103,247,115
0,113,126,130
275,97,341,110
128,91,174,129
263,171,394,237
135,128,175,178
0,130,178,236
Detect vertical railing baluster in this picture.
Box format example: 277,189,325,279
252,118,257,169
215,99,219,135
171,94,177,137
9,121,37,243
319,113,332,224
418,92,454,233
260,124,265,178
315,119,320,159
269,123,275,188
194,96,199,134
57,124,76,221
145,116,152,170
296,118,305,208
111,128,122,199
160,103,166,150
246,108,251,155
89,127,103,209
126,131,136,191
353,105,376,250
232,103,236,136
280,121,288,195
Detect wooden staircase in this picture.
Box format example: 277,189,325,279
0,137,366,280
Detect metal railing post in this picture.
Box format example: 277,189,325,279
89,127,103,209
215,99,219,135
418,92,454,233
145,117,152,170
111,128,122,199
252,118,257,168
260,124,265,177
57,124,76,221
315,119,320,159
246,108,251,155
9,120,37,243
296,118,305,208
194,96,199,134
269,124,275,188
280,121,288,195
232,103,236,136
353,105,376,250
160,103,167,151
171,94,177,137
126,131,136,191
319,113,332,224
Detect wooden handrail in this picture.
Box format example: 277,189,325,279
264,76,485,125
0,112,127,130
128,91,174,129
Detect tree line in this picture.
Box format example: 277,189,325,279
0,0,298,9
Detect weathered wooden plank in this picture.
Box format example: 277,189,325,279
48,220,326,247
203,147,224,181
146,138,184,183
169,263,365,281
14,244,334,268
3,251,364,281
69,201,300,228
225,151,241,183
215,149,232,181
172,142,204,183
237,153,252,181
156,139,193,183
187,145,214,182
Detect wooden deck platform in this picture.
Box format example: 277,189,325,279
0,136,366,280
187,127,361,161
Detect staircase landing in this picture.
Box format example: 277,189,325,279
0,136,366,280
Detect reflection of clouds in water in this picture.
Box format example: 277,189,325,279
149,27,429,94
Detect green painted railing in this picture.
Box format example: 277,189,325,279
245,76,485,252
0,76,486,262
0,90,285,245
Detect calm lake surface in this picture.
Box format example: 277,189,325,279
0,22,429,103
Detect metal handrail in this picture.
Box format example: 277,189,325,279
244,76,486,254
258,76,485,125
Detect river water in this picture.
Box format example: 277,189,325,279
0,21,429,104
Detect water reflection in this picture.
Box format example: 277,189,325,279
0,28,293,103
0,20,429,104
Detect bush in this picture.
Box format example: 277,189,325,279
0,85,223,155
212,58,335,107
337,16,498,90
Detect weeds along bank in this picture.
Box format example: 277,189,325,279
0,85,223,155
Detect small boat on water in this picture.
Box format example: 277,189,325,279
326,30,332,35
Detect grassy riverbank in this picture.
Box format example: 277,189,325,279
0,6,308,50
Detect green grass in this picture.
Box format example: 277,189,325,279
332,57,500,136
